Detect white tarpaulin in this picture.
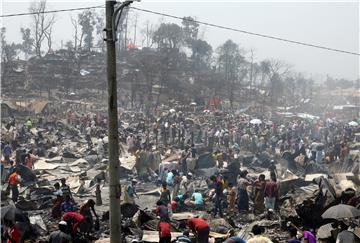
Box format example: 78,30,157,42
70,158,88,166
250,119,262,125
348,121,358,126
34,160,60,170
120,155,136,171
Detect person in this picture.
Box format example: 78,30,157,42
24,153,33,169
3,218,20,243
48,221,71,243
254,174,266,213
237,170,251,212
52,182,64,219
189,190,203,206
180,172,192,195
228,183,236,212
290,223,316,243
187,217,210,243
300,229,316,243
268,161,277,177
179,149,189,174
80,199,99,231
62,212,91,235
3,142,12,163
155,200,169,221
60,195,75,214
175,230,191,243
60,178,73,201
172,172,182,199
124,179,138,204
8,168,22,202
166,169,175,187
191,144,197,158
210,175,223,217
247,224,272,243
173,194,187,212
264,172,278,211
26,118,32,131
158,219,171,243
95,178,102,206
287,227,300,243
160,182,171,206
159,167,169,185
339,144,347,162
335,222,358,243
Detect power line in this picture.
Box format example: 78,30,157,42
130,6,360,56
0,5,104,18
1,4,358,56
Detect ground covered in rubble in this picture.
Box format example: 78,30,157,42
1,108,360,243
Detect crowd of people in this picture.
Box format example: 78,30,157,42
1,105,359,243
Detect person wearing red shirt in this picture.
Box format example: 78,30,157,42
158,220,171,243
3,219,20,243
264,172,278,211
62,212,90,234
187,217,210,243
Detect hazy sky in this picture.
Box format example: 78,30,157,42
2,0,359,81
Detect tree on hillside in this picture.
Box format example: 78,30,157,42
1,28,21,64
20,28,34,59
71,15,83,51
29,0,55,56
78,9,96,51
1,27,6,62
217,40,245,108
141,20,155,48
95,10,105,52
191,39,212,67
153,23,183,50
182,16,199,44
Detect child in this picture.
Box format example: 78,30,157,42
228,183,236,212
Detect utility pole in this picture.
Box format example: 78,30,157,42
105,0,121,242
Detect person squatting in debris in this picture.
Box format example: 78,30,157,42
189,189,204,209
48,221,71,243
124,179,139,204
